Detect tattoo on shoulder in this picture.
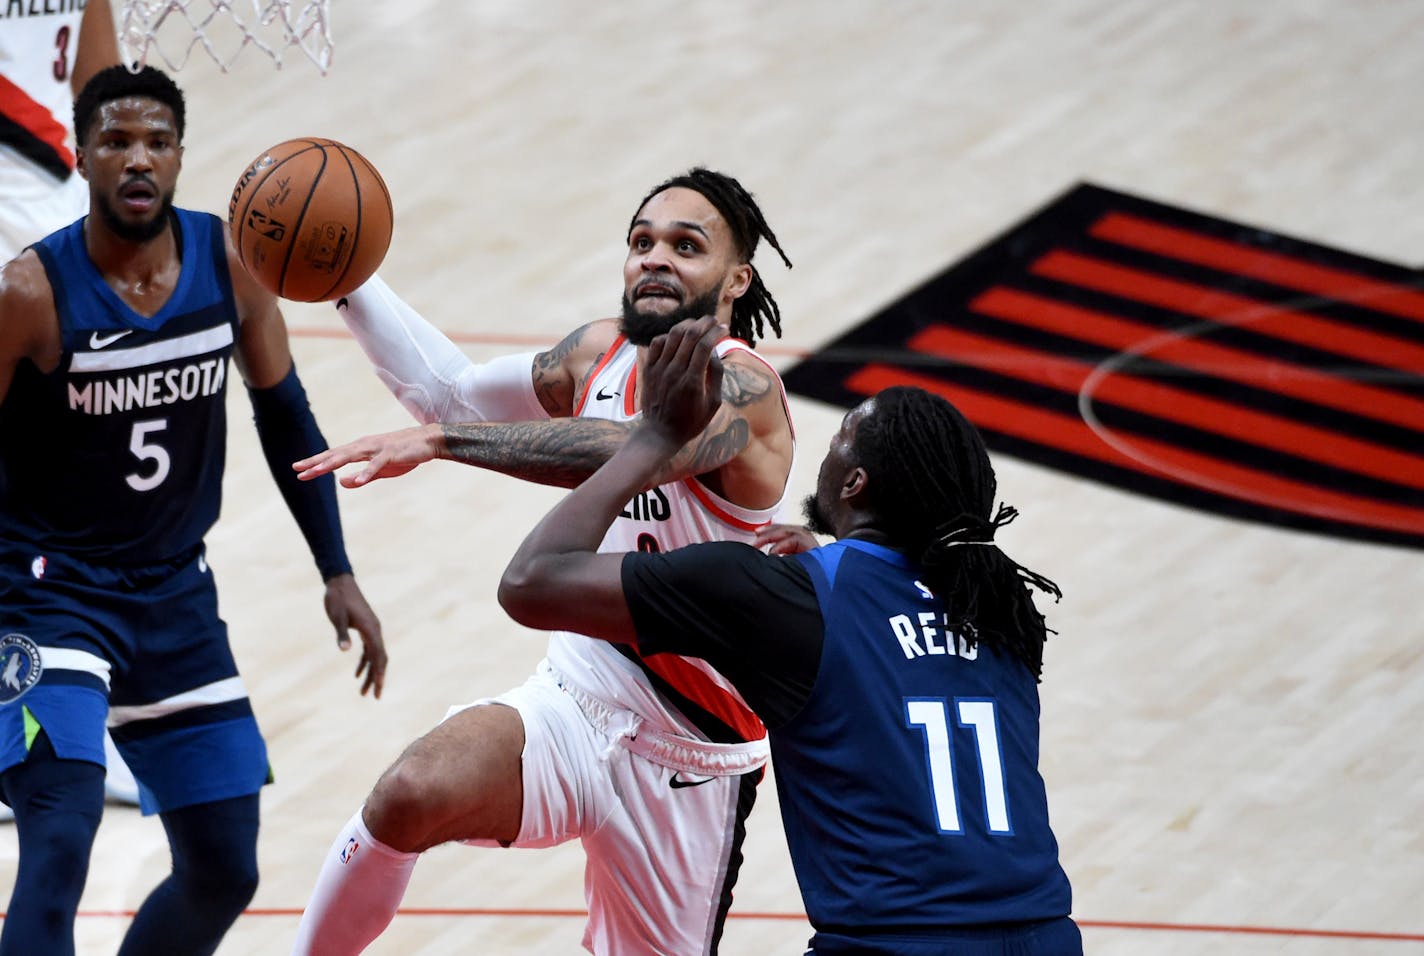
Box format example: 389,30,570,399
720,361,774,408
534,323,591,372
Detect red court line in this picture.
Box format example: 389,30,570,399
41,909,1424,942
910,325,1424,492
1092,212,1424,325
841,364,1424,536
971,286,1424,434
1033,250,1424,375
1078,920,1424,943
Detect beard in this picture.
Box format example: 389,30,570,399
96,189,176,243
619,287,723,346
802,492,835,537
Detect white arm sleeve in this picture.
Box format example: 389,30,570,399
337,274,549,425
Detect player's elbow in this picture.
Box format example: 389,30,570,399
497,561,548,628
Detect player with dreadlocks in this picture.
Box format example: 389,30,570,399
500,322,1081,954
803,385,1062,678
293,169,799,955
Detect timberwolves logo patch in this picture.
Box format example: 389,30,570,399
0,634,42,705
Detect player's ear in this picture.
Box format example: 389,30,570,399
725,262,752,300
843,466,869,504
75,148,88,180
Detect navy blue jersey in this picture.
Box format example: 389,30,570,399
783,539,1071,931
1,209,239,563
623,538,1073,938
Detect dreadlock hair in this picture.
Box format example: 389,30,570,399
853,386,1062,679
74,65,186,148
630,167,792,348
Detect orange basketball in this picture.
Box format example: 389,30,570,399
228,138,393,302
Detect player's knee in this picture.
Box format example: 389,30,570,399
364,756,447,849
176,851,260,922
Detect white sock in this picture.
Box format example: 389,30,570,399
291,808,419,955
337,275,544,425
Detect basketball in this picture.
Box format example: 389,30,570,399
228,138,393,302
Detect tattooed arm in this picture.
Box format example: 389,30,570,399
294,333,793,509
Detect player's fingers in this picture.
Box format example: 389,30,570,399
331,613,352,651
647,329,668,367
670,316,712,366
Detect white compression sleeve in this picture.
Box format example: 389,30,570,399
290,809,418,956
338,274,549,425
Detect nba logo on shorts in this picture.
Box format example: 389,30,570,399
340,836,360,864
0,633,42,705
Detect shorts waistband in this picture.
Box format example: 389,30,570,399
542,661,769,776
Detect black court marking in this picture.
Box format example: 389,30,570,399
780,183,1424,549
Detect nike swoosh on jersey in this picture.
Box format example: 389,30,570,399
89,329,135,349
669,771,716,789
596,386,620,401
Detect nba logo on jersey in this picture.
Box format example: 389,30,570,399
340,836,360,864
30,555,46,580
0,634,42,705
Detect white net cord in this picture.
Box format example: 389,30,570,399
119,1,334,74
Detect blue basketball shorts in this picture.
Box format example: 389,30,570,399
0,542,270,815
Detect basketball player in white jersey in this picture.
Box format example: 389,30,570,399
0,0,141,813
291,168,797,955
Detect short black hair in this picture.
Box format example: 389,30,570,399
74,65,186,147
630,168,792,348
854,386,1062,678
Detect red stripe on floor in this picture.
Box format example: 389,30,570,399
1092,212,1424,325
1033,250,1424,375
909,324,1424,491
841,364,1424,535
970,286,1424,434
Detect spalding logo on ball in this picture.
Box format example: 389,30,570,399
229,138,393,302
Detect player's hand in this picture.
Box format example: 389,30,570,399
323,573,386,698
754,523,822,555
642,316,726,447
294,423,444,487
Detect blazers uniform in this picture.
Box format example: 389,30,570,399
461,334,795,956
623,538,1081,955
0,210,271,814
0,3,91,259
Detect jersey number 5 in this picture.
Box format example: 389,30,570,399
905,697,1011,835
126,419,172,491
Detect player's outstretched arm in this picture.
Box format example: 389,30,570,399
336,275,605,423
293,416,635,488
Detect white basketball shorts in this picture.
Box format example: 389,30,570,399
452,659,768,956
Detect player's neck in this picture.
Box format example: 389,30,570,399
84,214,179,285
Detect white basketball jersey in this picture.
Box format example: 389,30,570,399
0,4,89,259
1,5,84,179
545,335,795,744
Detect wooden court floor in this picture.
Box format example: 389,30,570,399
3,2,1423,952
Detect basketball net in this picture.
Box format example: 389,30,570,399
118,1,334,74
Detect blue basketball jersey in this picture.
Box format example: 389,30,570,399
782,539,1073,931
1,209,238,563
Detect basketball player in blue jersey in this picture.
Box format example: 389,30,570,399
0,0,145,817
501,317,1082,956
0,65,386,955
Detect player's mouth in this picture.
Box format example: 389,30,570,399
118,177,159,213
634,280,681,303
